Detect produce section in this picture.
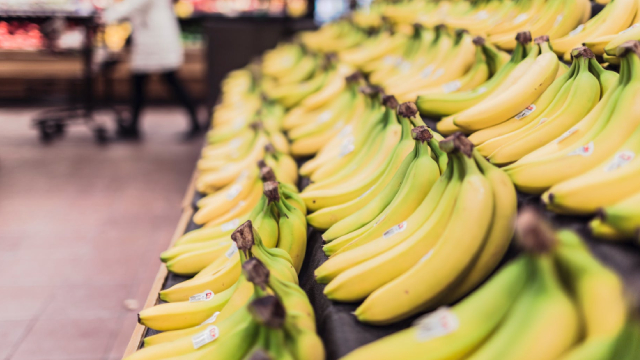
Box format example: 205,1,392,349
124,0,640,359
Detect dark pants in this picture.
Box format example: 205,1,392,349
131,71,199,130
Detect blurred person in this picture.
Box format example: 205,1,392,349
102,0,202,140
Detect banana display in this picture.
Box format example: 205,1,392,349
341,209,640,360
125,1,640,358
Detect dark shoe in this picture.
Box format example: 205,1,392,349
116,124,141,140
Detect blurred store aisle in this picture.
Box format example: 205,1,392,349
0,108,202,360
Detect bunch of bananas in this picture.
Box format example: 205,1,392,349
315,129,516,325
341,208,638,360
129,240,323,360
500,42,640,226
417,32,561,118
301,96,413,229
469,46,614,166
157,178,306,302
281,69,371,157
436,32,561,136
553,0,639,60
369,28,494,102
349,0,590,48
299,20,369,54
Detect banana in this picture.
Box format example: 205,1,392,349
399,35,489,101
465,210,579,360
193,176,262,225
277,54,318,85
159,249,241,303
597,191,640,237
554,230,628,360
551,0,637,55
589,217,630,241
417,34,526,117
124,305,257,360
322,145,458,300
393,32,477,101
487,48,601,165
505,42,640,193
339,256,531,360
138,281,237,332
322,123,442,256
605,23,640,55
262,43,304,78
452,36,559,132
267,182,308,273
469,56,577,148
466,255,579,360
354,134,494,325
319,118,417,242
201,182,263,228
440,151,516,303
300,98,411,213
339,31,409,68
314,150,456,284
166,240,233,276
300,106,394,193
541,122,640,214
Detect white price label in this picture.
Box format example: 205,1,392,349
225,243,238,259
189,290,215,303
476,86,488,94
221,218,240,232
515,105,536,120
554,14,563,27
604,150,635,172
513,13,529,24
554,127,577,144
317,111,333,124
399,61,412,72
338,125,353,139
229,138,243,149
569,24,585,37
201,312,221,325
383,221,408,238
421,65,435,79
442,80,462,94
432,68,445,80
567,142,594,157
191,326,219,349
339,136,355,158
414,307,459,342
225,184,243,201
475,10,489,20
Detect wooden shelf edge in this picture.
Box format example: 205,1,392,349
122,170,197,359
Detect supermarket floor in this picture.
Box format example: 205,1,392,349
0,108,202,360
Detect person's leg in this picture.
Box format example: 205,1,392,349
117,72,146,139
130,72,148,129
161,70,201,135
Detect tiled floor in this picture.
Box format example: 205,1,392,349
0,108,202,360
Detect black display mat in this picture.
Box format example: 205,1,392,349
140,116,640,359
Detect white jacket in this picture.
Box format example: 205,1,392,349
103,0,184,73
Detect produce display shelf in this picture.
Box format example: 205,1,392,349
125,118,640,360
